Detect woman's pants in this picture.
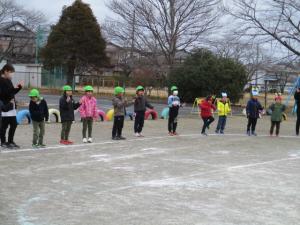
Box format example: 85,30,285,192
1,116,17,144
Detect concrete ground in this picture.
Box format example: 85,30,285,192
0,116,300,225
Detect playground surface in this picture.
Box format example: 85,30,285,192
0,116,300,225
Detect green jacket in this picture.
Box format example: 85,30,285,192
269,103,286,122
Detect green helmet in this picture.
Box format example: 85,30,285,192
114,86,124,95
136,85,144,91
171,86,178,91
63,85,72,91
84,85,93,92
28,89,40,97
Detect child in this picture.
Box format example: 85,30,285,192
59,85,80,145
199,96,216,135
215,93,231,134
112,86,132,140
28,89,49,148
246,89,263,136
294,88,300,135
269,95,286,137
133,85,154,137
168,86,180,136
79,85,98,143
0,64,23,149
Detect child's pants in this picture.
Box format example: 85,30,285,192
61,121,72,140
1,116,17,144
112,116,124,138
216,116,227,132
82,117,93,138
296,113,300,135
32,121,45,145
134,111,145,133
247,117,258,132
201,116,215,133
168,107,179,133
270,121,280,136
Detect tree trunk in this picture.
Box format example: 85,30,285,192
66,65,75,86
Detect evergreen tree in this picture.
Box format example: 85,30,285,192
41,0,108,84
169,49,247,103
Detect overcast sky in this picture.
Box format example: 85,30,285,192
15,0,110,23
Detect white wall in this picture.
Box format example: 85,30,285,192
0,61,42,88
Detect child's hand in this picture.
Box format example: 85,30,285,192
17,81,24,88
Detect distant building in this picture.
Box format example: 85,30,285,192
251,63,300,93
0,21,36,64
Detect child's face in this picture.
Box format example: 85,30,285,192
117,93,123,97
276,98,281,103
31,97,38,102
66,90,72,96
222,97,227,101
137,90,144,96
3,70,13,80
86,91,93,97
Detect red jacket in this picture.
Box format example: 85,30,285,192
199,100,216,118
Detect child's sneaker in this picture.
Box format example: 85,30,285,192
247,131,251,136
138,133,144,137
215,130,219,134
32,144,39,148
39,144,46,148
119,136,126,140
135,133,140,137
251,132,257,136
66,140,74,145
83,138,88,143
173,132,178,136
220,130,224,134
88,138,93,143
60,140,66,145
112,136,120,140
201,132,208,136
169,132,174,136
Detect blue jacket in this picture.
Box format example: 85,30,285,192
246,98,263,119
168,95,180,108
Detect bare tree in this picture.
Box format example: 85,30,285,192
0,0,45,62
105,0,221,74
225,0,300,57
208,35,272,83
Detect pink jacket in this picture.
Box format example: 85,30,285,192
79,95,99,119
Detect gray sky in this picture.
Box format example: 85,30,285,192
15,0,110,23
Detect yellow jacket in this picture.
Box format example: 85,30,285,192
217,100,231,116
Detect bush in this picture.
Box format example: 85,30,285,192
168,49,247,103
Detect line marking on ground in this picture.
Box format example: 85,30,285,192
0,132,299,154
